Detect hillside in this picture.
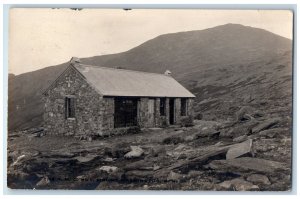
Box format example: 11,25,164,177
8,23,293,131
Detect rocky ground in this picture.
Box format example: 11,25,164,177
7,106,292,191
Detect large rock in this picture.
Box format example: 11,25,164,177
246,174,271,185
221,120,259,138
195,128,220,140
124,146,144,159
252,118,280,134
98,166,118,173
233,135,248,142
236,106,254,122
162,136,184,145
74,154,97,163
124,160,155,171
36,176,50,187
150,145,166,157
226,139,253,160
218,178,259,191
205,157,287,174
124,170,154,181
167,171,184,182
258,128,287,138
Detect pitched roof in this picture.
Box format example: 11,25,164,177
74,64,195,98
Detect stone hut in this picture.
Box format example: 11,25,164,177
43,57,195,136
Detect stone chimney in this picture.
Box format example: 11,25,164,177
70,57,81,66
164,70,172,76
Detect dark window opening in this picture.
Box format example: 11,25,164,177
160,98,166,116
114,98,138,128
65,97,75,118
181,98,187,116
169,98,175,125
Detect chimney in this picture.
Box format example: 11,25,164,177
164,70,172,76
70,57,81,66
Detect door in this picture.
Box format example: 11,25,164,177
148,99,155,127
114,98,138,128
169,98,175,125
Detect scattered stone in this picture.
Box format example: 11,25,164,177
12,155,26,166
153,164,160,171
218,178,259,191
226,139,254,159
246,174,271,185
187,170,204,179
74,154,97,163
36,176,50,187
233,135,248,142
150,145,166,157
167,171,183,182
184,135,195,142
252,118,280,134
103,157,114,162
98,166,118,173
124,146,144,159
162,136,184,145
214,141,224,146
125,170,154,181
194,129,220,140
143,184,149,190
206,157,287,174
259,128,286,138
221,120,258,138
236,106,254,122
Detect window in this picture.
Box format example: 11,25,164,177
160,98,166,116
65,97,75,118
181,98,187,116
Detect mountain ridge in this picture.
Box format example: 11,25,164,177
8,23,292,130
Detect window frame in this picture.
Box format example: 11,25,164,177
65,96,76,119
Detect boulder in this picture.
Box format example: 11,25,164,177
252,118,280,134
258,128,286,138
246,174,271,185
124,160,155,171
124,170,154,181
36,176,50,187
195,128,220,140
98,166,118,173
218,178,259,191
167,171,184,182
162,136,184,145
233,135,248,142
150,145,166,157
226,139,254,160
74,154,97,163
104,142,131,158
221,120,259,138
236,106,254,122
205,157,287,174
124,146,144,159
185,135,195,142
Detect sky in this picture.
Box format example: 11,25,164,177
9,9,293,75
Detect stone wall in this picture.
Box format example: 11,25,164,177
43,66,114,137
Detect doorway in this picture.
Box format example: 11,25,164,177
114,97,138,128
169,98,175,125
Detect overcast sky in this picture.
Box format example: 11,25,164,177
9,9,293,75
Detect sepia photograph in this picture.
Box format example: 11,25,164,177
7,8,293,191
